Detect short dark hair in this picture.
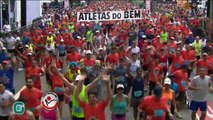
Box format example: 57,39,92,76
0,81,5,86
88,91,97,97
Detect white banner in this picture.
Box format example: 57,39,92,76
77,9,142,22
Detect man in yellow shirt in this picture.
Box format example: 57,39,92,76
192,36,202,59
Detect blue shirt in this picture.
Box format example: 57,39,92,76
0,52,9,63
138,29,145,40
185,36,194,44
0,67,14,91
58,44,66,54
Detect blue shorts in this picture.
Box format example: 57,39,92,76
189,100,207,112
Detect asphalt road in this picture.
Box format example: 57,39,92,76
13,69,213,120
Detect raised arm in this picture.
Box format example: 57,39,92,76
51,60,75,92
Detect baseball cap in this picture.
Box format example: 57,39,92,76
27,52,32,56
117,84,124,89
25,45,29,48
77,36,81,39
153,86,163,98
170,37,174,40
157,35,160,38
86,50,92,54
75,75,82,81
2,60,9,64
203,52,208,56
60,39,64,42
164,78,171,85
142,35,146,38
2,47,6,50
99,48,103,51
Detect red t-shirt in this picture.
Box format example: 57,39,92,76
173,70,188,92
170,54,184,73
67,52,81,62
149,62,163,83
83,58,95,67
26,66,43,90
196,59,211,75
138,96,168,120
20,87,42,117
80,100,109,120
50,74,63,95
106,53,119,65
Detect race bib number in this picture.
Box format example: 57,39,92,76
134,91,142,97
160,63,166,67
174,62,181,68
28,108,35,113
154,109,164,117
181,81,187,87
54,87,63,93
168,101,172,106
184,60,190,66
73,106,82,113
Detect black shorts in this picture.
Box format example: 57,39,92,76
177,91,186,102
59,53,65,57
7,49,15,54
69,101,73,108
58,94,64,102
0,116,8,120
149,81,157,95
72,116,85,120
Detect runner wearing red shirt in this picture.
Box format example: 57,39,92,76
148,55,164,95
169,49,184,74
172,65,188,118
47,61,64,117
18,78,42,120
196,53,211,75
75,73,113,120
106,47,119,66
67,47,81,64
138,86,173,120
26,60,45,90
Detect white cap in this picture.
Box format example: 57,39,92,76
117,84,124,89
75,75,82,81
164,78,171,85
81,23,85,26
178,30,182,32
99,48,103,51
170,37,174,40
16,37,20,41
25,45,29,48
189,32,193,34
27,52,32,56
86,50,92,54
60,39,64,42
157,35,160,38
77,36,81,39
142,35,146,38
2,47,6,50
96,30,100,33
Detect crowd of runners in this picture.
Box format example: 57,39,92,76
0,0,213,120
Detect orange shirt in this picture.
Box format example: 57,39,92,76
138,96,168,120
162,88,174,107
